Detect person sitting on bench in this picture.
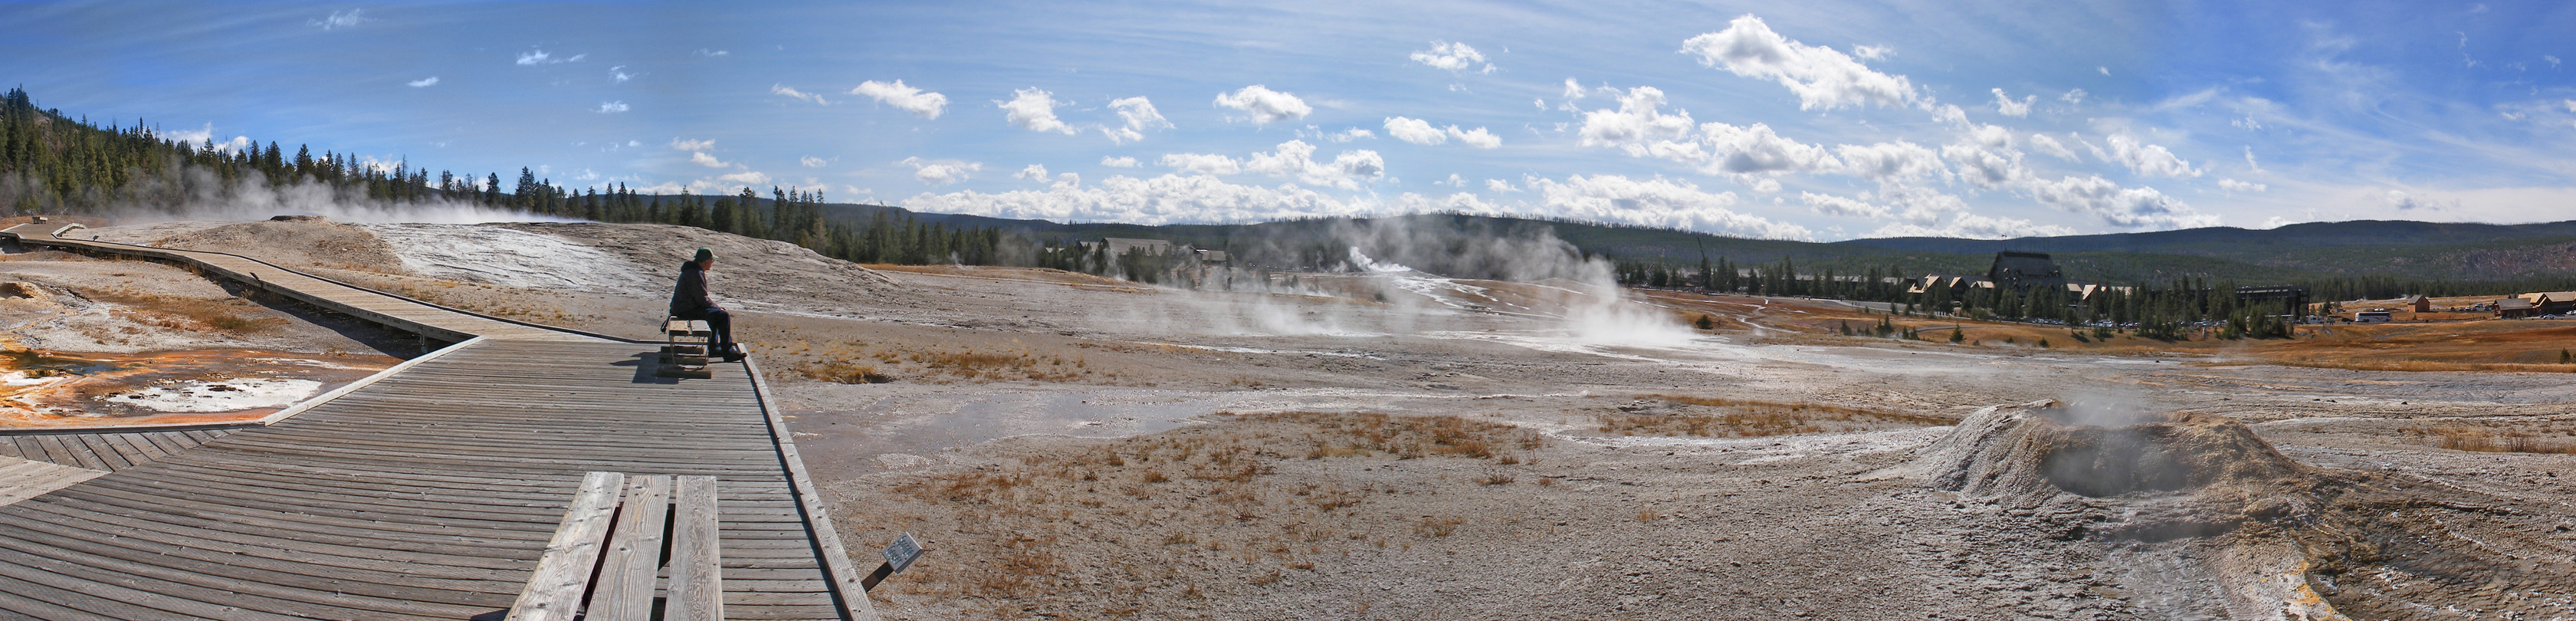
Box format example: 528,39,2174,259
671,248,742,362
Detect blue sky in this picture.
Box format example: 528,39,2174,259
4,1,2573,240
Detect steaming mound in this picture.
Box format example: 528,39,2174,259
1901,400,2305,502
493,222,894,303
1892,401,2576,619
148,216,407,274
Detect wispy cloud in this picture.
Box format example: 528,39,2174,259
770,84,828,105
596,101,628,113
694,48,728,57
670,138,714,151
900,157,983,186
517,49,584,65
1101,156,1140,168
800,156,827,168
406,77,438,87
310,8,369,30
610,66,633,83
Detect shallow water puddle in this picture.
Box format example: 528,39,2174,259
0,346,398,428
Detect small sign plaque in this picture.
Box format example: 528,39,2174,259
883,533,923,574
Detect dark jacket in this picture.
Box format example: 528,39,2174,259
671,260,716,315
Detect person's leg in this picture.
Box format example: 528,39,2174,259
704,308,739,359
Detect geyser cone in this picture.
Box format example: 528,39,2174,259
1895,400,2304,502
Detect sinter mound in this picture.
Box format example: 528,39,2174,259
152,216,408,274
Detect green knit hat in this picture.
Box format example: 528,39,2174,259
694,248,715,261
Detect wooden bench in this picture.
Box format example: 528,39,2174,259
507,472,723,621
658,317,714,379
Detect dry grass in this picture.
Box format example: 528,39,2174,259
794,361,892,384
82,288,284,334
1591,395,1951,438
2402,424,2576,454
846,410,1548,619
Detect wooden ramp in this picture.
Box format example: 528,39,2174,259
0,224,878,620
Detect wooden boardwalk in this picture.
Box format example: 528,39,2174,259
0,224,878,620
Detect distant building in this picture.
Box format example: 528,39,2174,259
1986,251,2066,291
2496,297,2538,319
2406,295,2432,313
2354,310,2392,323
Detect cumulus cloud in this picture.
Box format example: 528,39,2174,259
2028,175,2217,228
670,138,715,151
406,77,438,87
852,80,948,119
1990,88,2034,117
1575,86,1703,162
770,84,827,105
1103,97,1173,144
1833,141,1944,182
2027,133,2078,160
1526,175,1811,239
1409,41,1495,74
2218,178,2267,192
1385,117,1446,145
900,157,983,186
311,9,369,30
1703,121,1840,175
612,66,633,83
2090,134,2202,178
717,171,770,185
163,123,250,153
997,87,1077,134
1679,15,1923,110
1101,156,1141,168
1213,85,1311,125
1158,140,1383,190
1862,212,2075,240
1487,179,1521,193
800,156,827,168
689,151,729,168
1015,164,1050,181
596,101,629,113
901,172,1369,225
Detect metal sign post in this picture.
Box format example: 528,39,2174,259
863,533,925,592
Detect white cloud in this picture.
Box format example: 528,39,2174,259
1307,127,1374,143
2243,146,2264,173
1442,173,1467,188
1101,156,1141,168
311,9,369,30
596,101,629,113
1576,86,1703,162
1409,41,1495,74
900,157,983,186
1851,44,1892,61
902,172,1370,225
2089,134,2202,178
1159,153,1242,176
2548,55,2563,68
1102,97,1173,144
1526,175,1811,240
997,87,1076,134
770,84,828,105
1159,140,1383,190
852,80,948,119
1679,15,1923,110
1487,179,1521,193
406,77,438,87
2061,88,2087,104
1213,85,1311,125
1862,212,2074,240
717,171,770,186
2565,99,2576,113
1990,88,2034,117
1833,140,1943,182
1384,117,1448,145
1451,127,1501,149
1701,121,1841,175
162,123,249,153
2218,178,2267,192
1380,119,1503,150
800,156,827,168
2027,175,2217,229
1942,140,2030,191
611,66,633,83
695,48,727,57
1801,192,1890,220
517,49,582,65
1016,164,1050,181
671,138,715,151
2028,133,2078,160
2098,66,2111,76
689,152,728,168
